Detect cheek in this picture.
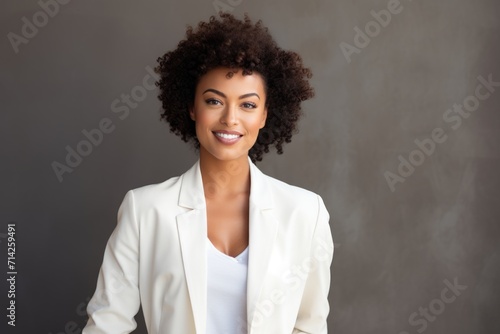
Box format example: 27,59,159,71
244,114,267,132
191,98,209,121
193,108,214,126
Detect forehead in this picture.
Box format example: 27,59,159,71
196,67,266,95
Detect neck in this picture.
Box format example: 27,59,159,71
199,150,251,198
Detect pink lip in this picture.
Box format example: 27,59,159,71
212,130,243,145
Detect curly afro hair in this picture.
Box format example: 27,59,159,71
155,12,314,162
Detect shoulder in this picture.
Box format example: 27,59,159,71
259,171,328,222
121,174,182,211
118,159,201,214
250,160,326,214
265,173,320,204
257,170,332,250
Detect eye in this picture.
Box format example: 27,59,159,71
242,102,257,109
206,98,222,106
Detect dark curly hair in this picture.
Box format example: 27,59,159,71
155,12,314,162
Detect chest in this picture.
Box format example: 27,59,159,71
206,195,249,257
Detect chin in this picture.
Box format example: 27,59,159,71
202,147,248,162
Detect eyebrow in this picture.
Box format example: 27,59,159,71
202,88,260,100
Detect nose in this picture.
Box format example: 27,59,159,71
220,104,238,126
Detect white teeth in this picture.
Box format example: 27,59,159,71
215,132,240,139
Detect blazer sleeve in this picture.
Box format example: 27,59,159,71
82,190,141,334
293,195,334,334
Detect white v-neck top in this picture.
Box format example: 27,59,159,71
206,238,249,334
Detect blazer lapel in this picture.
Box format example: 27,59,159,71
246,159,279,330
176,160,207,334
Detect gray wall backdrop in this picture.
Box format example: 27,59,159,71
1,0,499,333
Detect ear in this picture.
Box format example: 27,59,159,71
189,105,196,121
259,106,268,129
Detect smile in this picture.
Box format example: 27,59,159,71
213,131,243,144
214,132,241,139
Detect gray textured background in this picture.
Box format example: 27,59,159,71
1,0,499,333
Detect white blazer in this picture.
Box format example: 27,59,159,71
82,158,334,334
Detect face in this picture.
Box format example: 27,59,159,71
190,67,267,163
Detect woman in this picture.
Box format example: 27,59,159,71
83,13,333,334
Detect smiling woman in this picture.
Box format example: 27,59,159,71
190,67,268,164
82,12,334,334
